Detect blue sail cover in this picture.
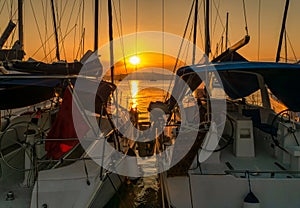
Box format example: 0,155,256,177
0,75,74,109
0,74,115,110
176,62,300,112
0,75,62,109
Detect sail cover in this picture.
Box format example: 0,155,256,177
0,75,66,109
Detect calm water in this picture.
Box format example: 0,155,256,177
105,80,172,208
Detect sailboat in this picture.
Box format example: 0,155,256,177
0,1,126,207
0,0,25,62
3,0,85,75
156,0,300,207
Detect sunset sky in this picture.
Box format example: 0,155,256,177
1,0,299,66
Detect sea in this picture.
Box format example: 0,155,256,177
105,79,173,208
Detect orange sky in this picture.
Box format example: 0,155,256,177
1,0,300,64
106,52,186,76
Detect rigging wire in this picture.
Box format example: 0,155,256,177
164,0,195,102
73,25,77,60
284,30,287,62
29,0,48,59
31,32,55,58
41,25,77,62
111,0,128,74
65,0,78,60
8,22,16,48
0,1,6,19
211,0,224,42
73,1,84,60
162,0,165,69
135,0,138,72
242,0,249,35
41,0,52,62
118,0,127,74
81,0,85,57
55,0,68,60
9,0,13,20
286,31,298,62
162,0,165,98
69,1,84,60
7,0,12,19
75,28,85,59
257,0,261,61
183,23,194,65
172,0,195,73
211,27,226,58
211,0,229,57
197,0,204,53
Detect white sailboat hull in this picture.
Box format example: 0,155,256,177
30,160,123,208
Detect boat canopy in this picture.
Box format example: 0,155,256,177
176,62,300,112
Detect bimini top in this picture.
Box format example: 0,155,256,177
176,61,300,112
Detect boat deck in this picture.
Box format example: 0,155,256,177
0,169,32,208
190,130,298,179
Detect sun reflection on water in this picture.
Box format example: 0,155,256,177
130,80,139,109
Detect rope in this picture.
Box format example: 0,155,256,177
242,0,249,35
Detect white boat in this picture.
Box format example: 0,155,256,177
155,0,300,207
159,61,300,208
0,78,125,207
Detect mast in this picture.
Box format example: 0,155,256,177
50,0,60,61
18,0,23,49
108,0,114,84
94,0,99,51
204,0,211,57
225,12,229,50
276,0,290,62
192,0,198,65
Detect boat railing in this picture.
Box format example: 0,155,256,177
191,169,300,178
36,130,116,168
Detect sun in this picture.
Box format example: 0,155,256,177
129,55,140,65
